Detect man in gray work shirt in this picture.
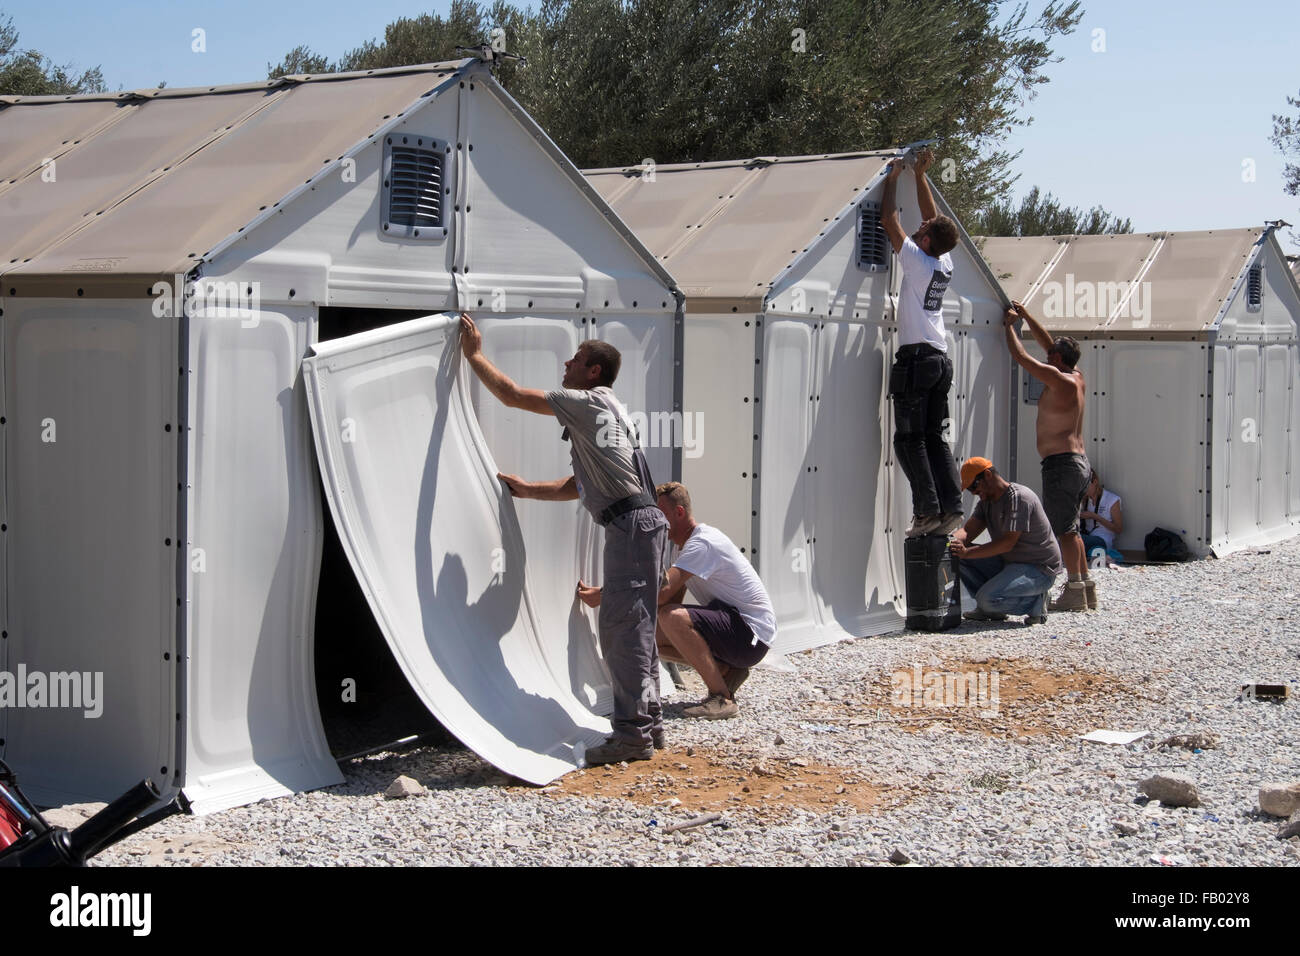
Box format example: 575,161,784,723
948,456,1062,625
458,312,668,766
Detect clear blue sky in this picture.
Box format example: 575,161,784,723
7,1,1299,245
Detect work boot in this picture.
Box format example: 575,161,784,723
906,514,942,538
683,693,739,720
584,737,654,766
1084,578,1099,611
1025,592,1048,625
937,512,965,536
963,609,1008,622
724,666,750,698
1049,581,1089,613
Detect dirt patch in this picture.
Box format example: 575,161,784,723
809,657,1140,739
118,831,243,865
538,749,886,818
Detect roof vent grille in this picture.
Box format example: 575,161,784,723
383,136,445,240
1246,264,1263,311
858,201,889,272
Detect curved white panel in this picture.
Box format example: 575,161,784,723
182,306,341,815
758,319,821,651
303,314,608,785
467,314,608,713
809,319,901,637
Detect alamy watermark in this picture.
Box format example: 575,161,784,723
596,409,704,459
891,663,1000,716
151,274,262,325
1039,273,1151,327
0,665,103,719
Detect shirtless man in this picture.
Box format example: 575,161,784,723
1003,301,1096,612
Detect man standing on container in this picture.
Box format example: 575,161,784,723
1002,301,1094,611
458,312,669,765
880,148,964,538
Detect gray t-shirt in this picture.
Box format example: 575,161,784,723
972,482,1064,578
545,385,643,520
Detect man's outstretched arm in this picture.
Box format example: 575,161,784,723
499,473,577,501
459,312,553,415
1004,310,1070,387
913,148,938,222
880,161,907,254
1011,300,1054,353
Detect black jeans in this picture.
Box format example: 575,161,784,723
891,346,962,516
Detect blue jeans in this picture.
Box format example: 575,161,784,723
958,556,1056,616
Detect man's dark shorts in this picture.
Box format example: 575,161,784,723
685,600,769,669
1041,452,1091,536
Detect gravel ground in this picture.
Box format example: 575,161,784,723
89,537,1300,867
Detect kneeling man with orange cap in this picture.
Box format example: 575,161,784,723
947,457,1063,625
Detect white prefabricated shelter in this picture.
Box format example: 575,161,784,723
586,154,1014,652
978,226,1300,556
0,60,682,810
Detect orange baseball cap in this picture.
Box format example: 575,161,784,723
961,456,994,491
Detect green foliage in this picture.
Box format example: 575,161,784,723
970,185,1131,236
0,13,105,96
1271,90,1300,248
265,0,1087,222
267,44,332,80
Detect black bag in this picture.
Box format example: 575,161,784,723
904,536,962,631
1144,527,1191,562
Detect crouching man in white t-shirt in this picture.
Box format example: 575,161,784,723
653,481,777,719
579,482,777,719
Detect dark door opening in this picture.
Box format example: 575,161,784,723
313,305,454,758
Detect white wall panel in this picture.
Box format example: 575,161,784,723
1227,347,1261,546
809,319,902,637
680,314,755,552
3,299,176,805
1259,344,1291,542
182,305,341,814
1098,342,1204,553
757,319,820,651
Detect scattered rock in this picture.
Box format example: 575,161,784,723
1157,733,1219,751
384,775,427,799
774,734,785,746
1277,818,1300,841
685,746,695,757
889,848,911,865
788,757,809,767
1258,782,1300,818
1113,819,1139,836
1138,773,1201,808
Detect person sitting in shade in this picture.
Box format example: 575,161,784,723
1080,470,1124,567
948,457,1063,626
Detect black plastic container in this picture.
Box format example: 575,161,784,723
904,535,962,631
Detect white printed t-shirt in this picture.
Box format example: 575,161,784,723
897,236,953,352
672,524,777,646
